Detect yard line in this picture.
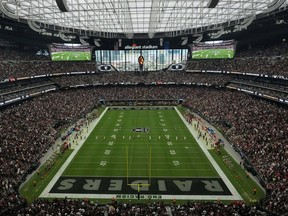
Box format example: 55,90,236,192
83,146,201,149
69,168,213,171
76,156,205,159
72,161,211,165
62,175,220,178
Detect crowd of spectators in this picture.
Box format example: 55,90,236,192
0,48,48,61
0,85,287,215
0,89,100,214
186,57,288,77
12,198,263,216
51,72,234,87
0,43,287,215
1,42,288,80
235,42,288,58
0,61,95,81
183,88,288,215
0,79,57,102
186,41,288,77
227,78,288,99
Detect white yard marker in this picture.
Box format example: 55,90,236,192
170,150,176,155
104,150,111,155
173,161,180,166
100,161,107,166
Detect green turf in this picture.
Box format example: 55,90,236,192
51,51,91,61
192,49,235,59
20,106,266,204
19,149,73,203
63,108,219,178
209,150,265,203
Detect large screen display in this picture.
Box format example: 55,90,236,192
50,43,91,61
192,40,236,59
95,49,188,72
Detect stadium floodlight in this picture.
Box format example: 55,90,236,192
0,2,18,19
27,20,46,33
55,0,69,12
80,36,89,45
207,0,220,8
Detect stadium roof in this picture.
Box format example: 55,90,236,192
0,0,287,39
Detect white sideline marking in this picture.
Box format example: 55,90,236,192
40,107,109,198
174,107,242,200
41,107,242,201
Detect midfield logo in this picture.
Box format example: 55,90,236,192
50,177,232,196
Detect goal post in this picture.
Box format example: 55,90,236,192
126,144,152,188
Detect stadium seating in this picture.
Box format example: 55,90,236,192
0,45,288,215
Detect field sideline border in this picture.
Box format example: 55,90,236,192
174,107,242,200
39,107,109,198
40,106,242,200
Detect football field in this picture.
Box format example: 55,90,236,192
51,51,91,61
40,107,241,200
192,49,235,59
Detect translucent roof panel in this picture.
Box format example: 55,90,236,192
1,0,287,37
